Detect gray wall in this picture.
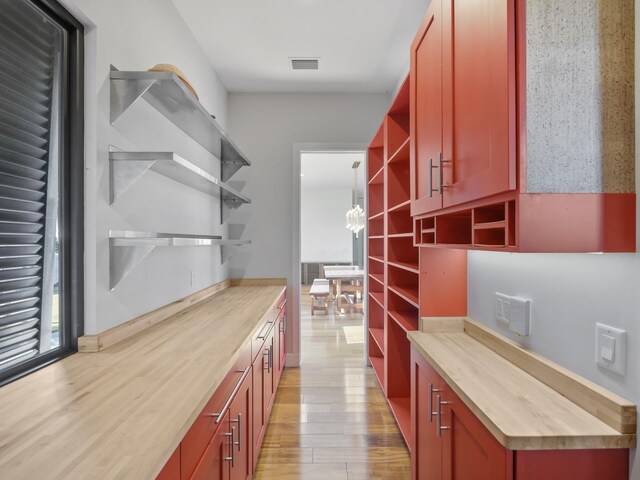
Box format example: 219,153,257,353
63,0,230,333
227,92,391,363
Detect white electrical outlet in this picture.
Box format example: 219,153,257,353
494,293,510,324
596,323,626,375
190,271,196,287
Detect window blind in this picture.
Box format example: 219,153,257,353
0,0,61,372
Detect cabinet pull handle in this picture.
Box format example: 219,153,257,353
264,349,270,372
269,345,273,371
257,320,275,340
436,394,451,437
232,413,243,452
428,382,442,422
428,158,434,198
205,366,251,424
224,426,236,467
437,152,451,195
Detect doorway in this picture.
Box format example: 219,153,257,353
299,150,367,364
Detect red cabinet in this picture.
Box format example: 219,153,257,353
229,367,252,480
157,446,181,480
190,412,231,480
409,0,634,252
411,346,629,480
275,297,286,384
410,0,444,215
411,0,515,217
252,321,276,469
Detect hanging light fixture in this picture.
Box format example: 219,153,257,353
346,161,365,238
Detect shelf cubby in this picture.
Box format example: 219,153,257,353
368,183,384,219
368,237,384,259
388,209,413,236
369,216,384,237
386,314,412,445
388,235,419,268
388,160,410,210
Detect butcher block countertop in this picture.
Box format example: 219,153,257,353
0,283,285,480
408,318,636,451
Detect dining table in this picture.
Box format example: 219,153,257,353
323,268,365,313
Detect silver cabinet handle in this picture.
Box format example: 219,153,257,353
428,382,442,422
232,413,243,452
263,349,270,372
257,320,275,340
205,366,251,424
224,426,236,467
269,344,273,371
436,152,450,194
436,395,451,437
428,158,434,198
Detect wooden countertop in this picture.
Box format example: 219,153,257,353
0,284,285,480
408,323,636,450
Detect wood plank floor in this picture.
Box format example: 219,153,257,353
254,286,410,480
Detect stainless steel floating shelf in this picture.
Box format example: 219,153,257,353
109,150,250,222
109,66,250,182
109,230,251,290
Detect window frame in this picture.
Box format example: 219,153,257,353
0,0,84,386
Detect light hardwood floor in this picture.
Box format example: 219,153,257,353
254,286,411,480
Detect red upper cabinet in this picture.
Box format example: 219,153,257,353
441,0,516,208
411,0,516,217
409,0,635,252
410,0,444,215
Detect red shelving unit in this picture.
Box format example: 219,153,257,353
366,76,417,448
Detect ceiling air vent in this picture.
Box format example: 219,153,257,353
291,58,319,70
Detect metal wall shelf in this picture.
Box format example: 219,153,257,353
109,150,250,222
109,231,251,290
109,66,250,182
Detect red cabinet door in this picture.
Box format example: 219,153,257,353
412,347,444,480
410,0,444,216
156,445,180,480
440,385,512,480
441,0,516,208
277,309,286,381
190,412,231,480
263,326,276,414
229,367,253,480
252,325,273,469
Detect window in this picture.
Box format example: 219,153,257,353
0,0,83,385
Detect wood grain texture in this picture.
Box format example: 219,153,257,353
78,279,232,352
0,285,285,480
408,329,636,450
463,317,636,434
254,287,410,480
230,278,287,286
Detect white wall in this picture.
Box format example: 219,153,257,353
301,187,353,263
63,0,230,333
227,92,391,363
468,3,640,476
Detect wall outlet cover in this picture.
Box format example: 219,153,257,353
595,323,626,376
494,293,510,324
508,296,531,336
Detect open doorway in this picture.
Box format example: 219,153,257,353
299,151,367,362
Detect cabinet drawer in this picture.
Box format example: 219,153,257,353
181,342,251,479
252,314,275,364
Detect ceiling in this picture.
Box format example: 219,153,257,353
172,0,430,93
301,152,366,194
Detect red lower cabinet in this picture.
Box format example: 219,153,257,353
411,346,629,480
191,412,231,480
229,367,252,480
157,446,181,480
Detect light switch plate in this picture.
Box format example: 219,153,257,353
508,296,531,336
596,323,626,375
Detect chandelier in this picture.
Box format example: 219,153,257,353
346,161,365,238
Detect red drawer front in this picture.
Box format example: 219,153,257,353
252,314,275,364
181,342,251,479
275,292,286,317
